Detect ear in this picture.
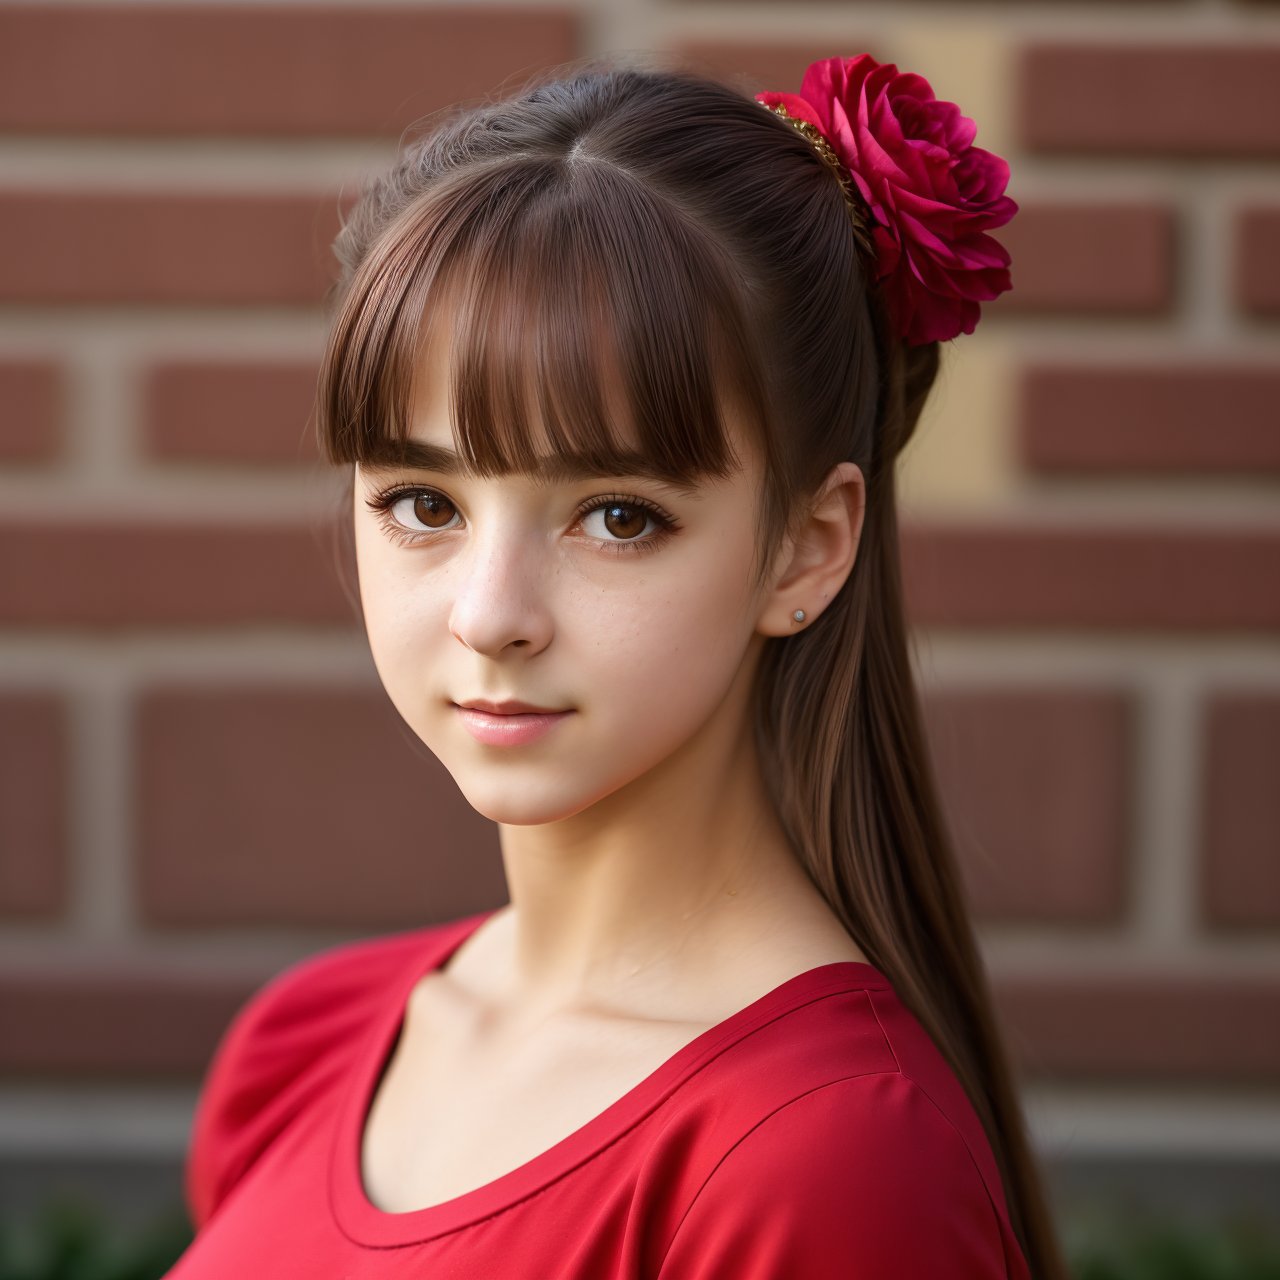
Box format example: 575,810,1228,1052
756,462,865,637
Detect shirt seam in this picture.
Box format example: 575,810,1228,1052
866,988,1011,1270
884,1070,1017,1277
658,1068,905,1269
866,985,903,1074
656,1069,1009,1275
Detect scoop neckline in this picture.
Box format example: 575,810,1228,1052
328,907,891,1247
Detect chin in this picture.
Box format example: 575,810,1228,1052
449,769,613,827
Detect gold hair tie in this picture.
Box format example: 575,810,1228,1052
758,100,876,260
755,54,1018,346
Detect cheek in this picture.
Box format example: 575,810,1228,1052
354,510,760,721
350,516,764,824
353,522,440,680
574,531,760,717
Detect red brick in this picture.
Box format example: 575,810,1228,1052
668,40,884,94
0,967,254,1078
0,207,1172,334
0,360,62,461
995,973,1280,1083
6,519,1277,632
144,360,322,464
0,693,68,918
135,687,505,928
988,203,1175,316
1018,362,1280,475
1020,43,1280,157
668,0,1174,4
1201,693,1280,930
923,688,1131,923
0,191,345,306
1235,206,1280,316
4,966,1276,1083
0,5,579,138
0,520,350,628
902,523,1280,632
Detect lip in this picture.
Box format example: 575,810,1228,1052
451,700,574,747
456,698,566,715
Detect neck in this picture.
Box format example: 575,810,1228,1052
482,658,828,1020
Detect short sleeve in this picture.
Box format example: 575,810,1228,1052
184,932,425,1230
658,1071,1021,1280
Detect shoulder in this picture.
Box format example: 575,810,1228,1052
184,912,486,1229
654,977,1030,1279
660,1070,1025,1279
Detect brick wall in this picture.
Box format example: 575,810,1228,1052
1,0,1277,1227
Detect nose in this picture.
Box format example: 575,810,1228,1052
448,517,554,657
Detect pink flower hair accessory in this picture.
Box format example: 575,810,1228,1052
756,54,1018,347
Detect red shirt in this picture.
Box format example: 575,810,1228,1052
169,908,1031,1278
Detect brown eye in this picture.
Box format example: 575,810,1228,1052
411,492,456,528
601,503,648,540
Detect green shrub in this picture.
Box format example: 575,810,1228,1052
0,1200,190,1280
2,1194,1279,1279
1063,1204,1280,1280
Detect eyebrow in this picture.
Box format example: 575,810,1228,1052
358,439,707,498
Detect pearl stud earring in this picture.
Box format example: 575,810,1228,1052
792,609,806,623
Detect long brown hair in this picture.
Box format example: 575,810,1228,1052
314,54,1066,1279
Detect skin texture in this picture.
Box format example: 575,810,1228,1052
352,330,869,1035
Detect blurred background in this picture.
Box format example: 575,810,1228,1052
1,0,1278,1275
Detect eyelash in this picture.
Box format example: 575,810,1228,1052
362,484,680,557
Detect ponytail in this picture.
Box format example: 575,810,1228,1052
755,336,1067,1280
315,56,1068,1279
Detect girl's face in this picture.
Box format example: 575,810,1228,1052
352,338,779,828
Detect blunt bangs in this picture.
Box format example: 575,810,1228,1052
317,151,773,493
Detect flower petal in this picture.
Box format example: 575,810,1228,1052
760,51,1019,343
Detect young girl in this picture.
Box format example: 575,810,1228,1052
169,53,1066,1279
